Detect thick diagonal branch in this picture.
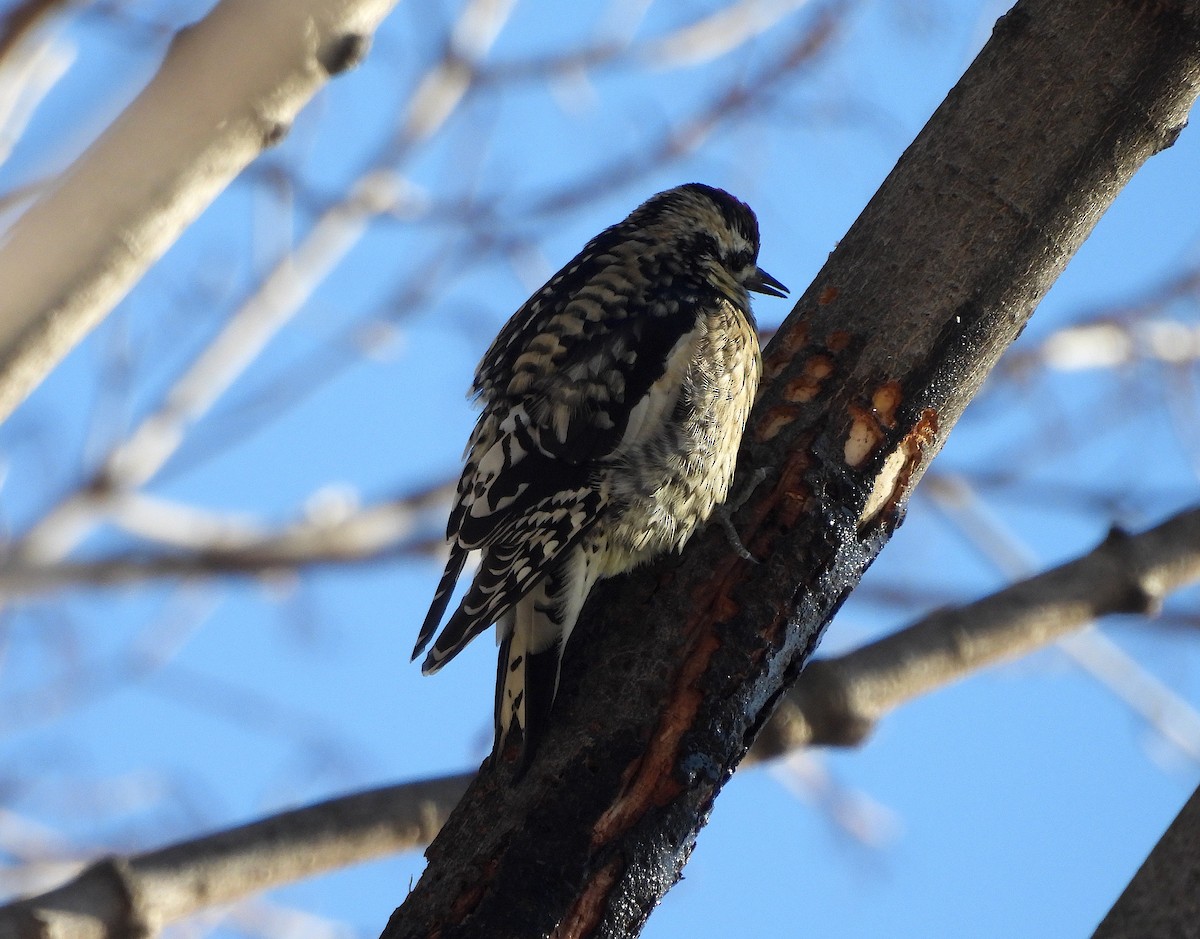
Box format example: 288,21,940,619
383,2,1200,937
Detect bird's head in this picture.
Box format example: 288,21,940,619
632,183,789,300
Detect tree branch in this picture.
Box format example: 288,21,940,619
750,504,1200,757
1092,780,1200,938
382,1,1200,935
0,482,454,596
0,0,66,64
4,503,1197,937
0,0,399,425
0,775,472,939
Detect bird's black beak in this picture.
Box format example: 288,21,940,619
746,267,788,298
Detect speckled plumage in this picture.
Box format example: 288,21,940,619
412,183,787,770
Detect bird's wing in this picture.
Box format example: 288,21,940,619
415,247,707,667
455,283,702,549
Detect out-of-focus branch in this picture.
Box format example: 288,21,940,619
0,0,72,174
1015,316,1200,372
0,0,66,64
750,504,1200,758
528,7,844,219
1001,262,1200,374
477,0,815,81
0,0,401,426
3,504,1197,937
925,474,1200,762
0,774,473,939
0,482,454,596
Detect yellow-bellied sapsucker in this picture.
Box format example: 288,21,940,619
412,183,787,770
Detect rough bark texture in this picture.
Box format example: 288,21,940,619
384,1,1200,936
1092,782,1200,939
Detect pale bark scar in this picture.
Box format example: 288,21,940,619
859,407,939,527
843,380,903,467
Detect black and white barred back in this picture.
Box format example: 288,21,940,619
412,183,787,771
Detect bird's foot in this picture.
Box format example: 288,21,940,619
713,467,768,563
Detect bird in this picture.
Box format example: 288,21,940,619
412,182,787,772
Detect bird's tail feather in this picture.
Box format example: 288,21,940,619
492,594,562,773
412,547,467,661
420,545,549,674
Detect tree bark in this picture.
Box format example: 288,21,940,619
383,1,1200,937
1092,782,1200,939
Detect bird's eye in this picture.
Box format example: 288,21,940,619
730,249,753,271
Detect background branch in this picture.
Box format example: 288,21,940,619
0,774,473,939
0,0,399,425
750,504,1200,757
4,502,1197,937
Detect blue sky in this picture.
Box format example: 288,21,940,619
2,2,1198,937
